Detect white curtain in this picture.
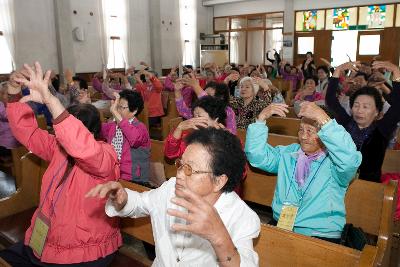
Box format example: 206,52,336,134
0,0,16,69
120,0,129,69
179,0,197,67
98,0,109,70
230,34,239,65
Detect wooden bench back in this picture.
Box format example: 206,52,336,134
120,181,154,245
165,92,179,119
345,179,398,266
381,149,400,173
237,129,298,146
271,78,291,94
254,224,378,267
137,103,149,131
0,147,42,219
266,117,300,137
150,139,176,179
286,107,298,118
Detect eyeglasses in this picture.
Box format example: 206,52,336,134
174,158,213,177
117,105,129,110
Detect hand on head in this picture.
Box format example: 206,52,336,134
298,101,330,125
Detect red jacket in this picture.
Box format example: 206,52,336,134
135,77,164,118
7,102,122,264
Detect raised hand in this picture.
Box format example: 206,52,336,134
15,62,53,104
257,103,289,122
372,61,399,74
110,92,122,122
180,73,199,88
174,81,184,91
253,77,269,91
85,181,128,211
167,186,227,244
64,68,74,84
333,61,360,78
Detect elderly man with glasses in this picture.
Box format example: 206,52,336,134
86,127,260,266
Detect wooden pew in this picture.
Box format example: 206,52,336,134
150,139,176,180
160,92,179,140
237,129,298,146
286,107,298,118
345,179,398,266
0,257,11,267
255,224,378,267
266,117,300,137
271,78,291,95
270,77,296,104
0,147,42,220
137,103,149,132
120,181,154,246
382,149,400,173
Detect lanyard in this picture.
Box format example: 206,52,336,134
284,156,327,206
39,159,72,218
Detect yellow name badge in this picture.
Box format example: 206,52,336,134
277,205,298,231
29,213,50,258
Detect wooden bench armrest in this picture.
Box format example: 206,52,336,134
376,180,398,266
0,257,11,267
0,147,42,219
119,180,154,245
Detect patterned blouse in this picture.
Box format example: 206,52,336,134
230,97,269,129
256,88,277,104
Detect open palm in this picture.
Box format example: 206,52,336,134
15,62,52,104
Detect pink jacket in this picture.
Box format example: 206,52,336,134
101,118,150,181
7,102,122,264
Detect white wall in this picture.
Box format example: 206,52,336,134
128,0,152,67
69,0,103,73
14,0,59,72
197,2,214,66
160,0,181,69
213,0,285,17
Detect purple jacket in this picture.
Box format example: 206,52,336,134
92,77,122,100
0,102,19,149
281,67,304,92
164,76,195,108
101,118,150,181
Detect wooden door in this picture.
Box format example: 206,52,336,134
294,31,332,67
356,30,383,63
380,27,400,65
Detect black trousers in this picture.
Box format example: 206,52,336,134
0,242,116,267
268,218,341,244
